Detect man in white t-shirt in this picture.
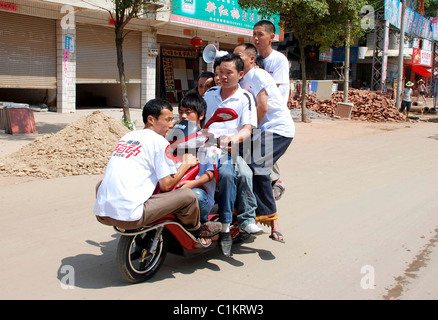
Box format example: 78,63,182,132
94,99,221,240
234,43,294,243
253,20,290,212
253,20,290,105
203,53,262,256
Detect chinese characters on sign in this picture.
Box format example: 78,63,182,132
162,48,198,59
0,1,17,11
171,0,280,39
413,48,432,67
162,58,175,91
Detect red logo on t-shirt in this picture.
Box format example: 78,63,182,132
113,140,142,158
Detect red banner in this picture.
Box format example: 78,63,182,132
0,1,17,11
412,48,432,67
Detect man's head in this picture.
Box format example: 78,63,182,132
197,72,215,96
213,57,223,86
178,92,206,127
233,43,258,74
142,98,174,137
216,53,244,89
253,20,276,53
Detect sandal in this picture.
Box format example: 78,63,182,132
269,230,285,243
272,181,285,201
199,221,222,238
199,237,212,247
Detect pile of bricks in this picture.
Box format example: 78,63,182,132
289,89,406,122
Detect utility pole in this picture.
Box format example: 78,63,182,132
396,0,407,110
343,21,351,103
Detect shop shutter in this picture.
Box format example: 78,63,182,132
76,24,141,84
0,12,56,89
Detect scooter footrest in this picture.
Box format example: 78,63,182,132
255,213,278,225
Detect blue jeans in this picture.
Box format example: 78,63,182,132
193,188,210,223
217,155,257,228
249,132,293,216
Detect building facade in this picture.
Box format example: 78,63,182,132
0,0,273,112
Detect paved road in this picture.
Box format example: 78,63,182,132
0,114,437,300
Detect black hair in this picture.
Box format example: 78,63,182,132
199,71,215,81
236,43,258,57
255,55,265,69
254,20,276,34
213,57,223,71
197,71,216,88
179,91,207,117
142,98,173,124
218,53,244,73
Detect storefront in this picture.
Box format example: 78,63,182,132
155,0,282,101
75,24,142,108
0,9,57,106
0,0,281,112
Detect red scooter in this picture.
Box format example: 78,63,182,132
114,108,277,283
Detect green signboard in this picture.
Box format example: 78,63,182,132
171,0,280,40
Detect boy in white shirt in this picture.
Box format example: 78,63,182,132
234,43,294,243
253,20,290,105
94,99,221,241
253,20,290,203
175,92,217,223
203,53,262,256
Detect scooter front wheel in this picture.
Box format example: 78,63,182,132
116,227,168,283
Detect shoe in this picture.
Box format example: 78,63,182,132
240,223,263,235
199,221,222,238
219,232,232,257
269,230,285,243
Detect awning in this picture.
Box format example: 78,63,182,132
410,65,432,77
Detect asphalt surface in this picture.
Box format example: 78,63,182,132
0,108,437,301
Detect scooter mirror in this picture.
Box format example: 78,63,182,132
203,108,238,129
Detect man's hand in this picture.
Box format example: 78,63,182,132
176,180,197,189
181,153,199,168
159,153,199,192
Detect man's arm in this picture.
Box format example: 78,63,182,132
222,124,253,154
255,88,269,125
159,153,199,192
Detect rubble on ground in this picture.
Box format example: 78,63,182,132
0,110,129,178
289,88,407,122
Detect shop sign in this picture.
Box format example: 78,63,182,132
162,57,175,90
0,1,17,11
332,47,359,64
319,49,333,63
412,48,432,67
171,0,280,40
162,48,198,59
384,0,432,40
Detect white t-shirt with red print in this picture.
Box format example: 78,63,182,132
94,129,177,221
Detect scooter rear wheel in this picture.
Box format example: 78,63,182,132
116,228,168,283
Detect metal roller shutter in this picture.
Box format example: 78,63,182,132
0,12,56,89
76,24,141,84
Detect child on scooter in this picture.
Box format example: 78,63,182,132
175,92,217,225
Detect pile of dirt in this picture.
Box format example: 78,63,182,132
289,89,407,122
0,111,130,178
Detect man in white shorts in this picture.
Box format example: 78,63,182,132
234,43,294,243
253,20,291,203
